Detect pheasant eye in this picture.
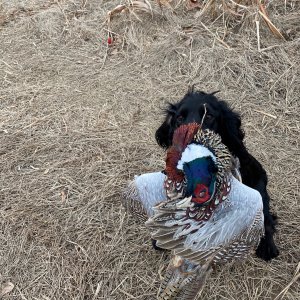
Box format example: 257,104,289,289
192,184,210,204
194,184,209,198
199,191,206,198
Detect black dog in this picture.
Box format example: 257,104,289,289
155,89,279,261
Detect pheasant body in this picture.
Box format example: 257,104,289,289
123,124,264,299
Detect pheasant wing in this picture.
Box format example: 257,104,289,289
122,171,167,222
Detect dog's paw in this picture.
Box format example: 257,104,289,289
256,237,279,261
151,239,166,251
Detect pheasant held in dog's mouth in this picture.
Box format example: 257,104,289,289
124,123,265,300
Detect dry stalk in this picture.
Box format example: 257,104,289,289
105,1,285,41
274,263,300,300
107,0,153,24
255,14,261,51
253,109,277,119
195,0,285,40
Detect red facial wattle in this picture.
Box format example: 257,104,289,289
192,184,211,204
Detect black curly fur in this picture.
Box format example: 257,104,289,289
155,89,279,261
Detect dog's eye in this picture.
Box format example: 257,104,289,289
205,114,214,121
176,115,184,124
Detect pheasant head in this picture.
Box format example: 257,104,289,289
164,123,233,212
182,155,218,205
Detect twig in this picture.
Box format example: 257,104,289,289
92,283,102,300
269,64,295,91
199,22,231,49
274,263,300,300
255,18,261,51
227,0,249,10
0,59,13,69
260,44,281,52
253,109,277,119
82,0,88,9
119,288,136,299
258,9,285,40
195,0,215,18
110,277,128,295
201,104,207,126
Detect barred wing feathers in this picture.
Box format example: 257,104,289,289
122,172,167,223
146,176,264,266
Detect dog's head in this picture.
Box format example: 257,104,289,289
155,90,245,157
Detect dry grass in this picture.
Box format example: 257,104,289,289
0,0,299,299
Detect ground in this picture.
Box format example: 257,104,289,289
0,0,299,299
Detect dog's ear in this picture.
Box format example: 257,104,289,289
217,101,247,159
155,103,177,149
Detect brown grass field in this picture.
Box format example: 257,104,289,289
0,1,299,299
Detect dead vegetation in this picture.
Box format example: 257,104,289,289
0,0,299,299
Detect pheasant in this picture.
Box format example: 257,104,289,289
123,123,264,300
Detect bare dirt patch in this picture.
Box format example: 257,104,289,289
0,1,299,299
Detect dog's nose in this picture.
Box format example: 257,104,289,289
183,113,202,125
